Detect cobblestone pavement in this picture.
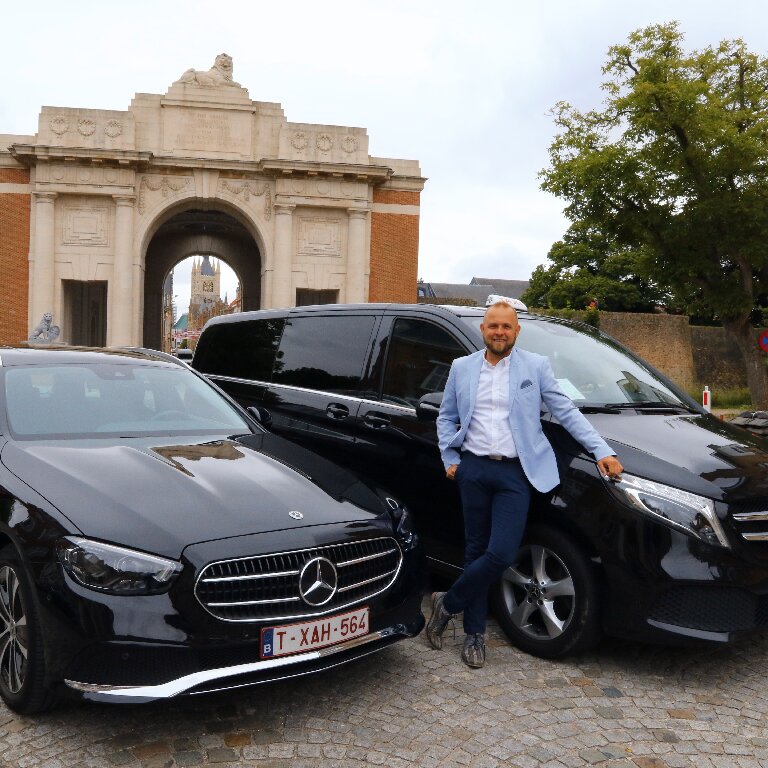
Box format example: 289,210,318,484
3,596,768,768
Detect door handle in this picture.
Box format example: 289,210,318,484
326,403,349,419
363,412,391,429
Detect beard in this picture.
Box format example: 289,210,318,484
484,337,516,357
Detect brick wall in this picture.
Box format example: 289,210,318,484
689,326,759,390
369,188,420,303
599,312,696,390
0,167,30,344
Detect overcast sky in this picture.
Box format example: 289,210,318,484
4,1,768,312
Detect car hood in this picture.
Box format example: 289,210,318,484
0,432,390,559
581,411,768,503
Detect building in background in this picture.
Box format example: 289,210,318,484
0,54,424,348
417,277,530,306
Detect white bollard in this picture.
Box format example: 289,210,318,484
702,385,711,413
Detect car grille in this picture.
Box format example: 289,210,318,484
729,499,768,542
195,537,403,622
649,586,768,633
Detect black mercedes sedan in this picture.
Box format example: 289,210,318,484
0,346,425,714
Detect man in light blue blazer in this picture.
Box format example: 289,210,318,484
427,301,623,668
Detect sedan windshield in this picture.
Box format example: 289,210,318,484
4,363,250,438
459,315,687,407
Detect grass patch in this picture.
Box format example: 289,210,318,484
688,385,752,410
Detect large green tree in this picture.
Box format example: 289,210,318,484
521,222,669,312
541,22,768,407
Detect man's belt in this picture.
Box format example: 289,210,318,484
463,451,518,463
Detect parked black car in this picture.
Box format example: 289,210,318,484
194,303,768,659
0,346,424,714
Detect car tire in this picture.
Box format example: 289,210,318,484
490,524,601,659
0,545,57,714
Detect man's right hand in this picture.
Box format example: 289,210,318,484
446,464,459,480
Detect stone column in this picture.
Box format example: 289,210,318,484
30,192,57,330
345,207,369,302
110,196,136,346
270,203,295,308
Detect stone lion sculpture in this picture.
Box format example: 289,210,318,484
177,53,241,87
29,312,61,342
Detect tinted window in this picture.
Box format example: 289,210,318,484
381,319,466,407
193,319,284,381
4,364,250,438
272,315,375,394
459,315,685,405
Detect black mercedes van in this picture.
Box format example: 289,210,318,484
193,303,768,658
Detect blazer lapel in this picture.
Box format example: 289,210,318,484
466,351,484,421
507,347,523,409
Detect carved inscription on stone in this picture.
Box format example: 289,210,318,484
297,218,341,258
169,109,249,155
63,206,109,246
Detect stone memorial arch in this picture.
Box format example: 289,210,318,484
0,54,424,347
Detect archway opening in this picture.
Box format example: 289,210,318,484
143,208,261,350
162,255,241,353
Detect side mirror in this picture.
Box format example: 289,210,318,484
416,392,442,421
247,406,273,429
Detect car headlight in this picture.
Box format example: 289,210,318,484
396,507,416,547
607,473,729,549
57,537,183,595
384,497,417,549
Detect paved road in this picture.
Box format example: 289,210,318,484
3,597,768,768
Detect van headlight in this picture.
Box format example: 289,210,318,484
57,537,183,594
607,474,729,549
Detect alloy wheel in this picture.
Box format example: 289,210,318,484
499,544,576,640
0,565,28,694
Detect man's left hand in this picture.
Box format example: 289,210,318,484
597,455,623,480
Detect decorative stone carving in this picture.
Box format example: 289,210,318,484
138,175,191,215
29,313,61,342
50,116,69,136
77,118,97,136
297,218,341,258
291,132,308,151
342,135,358,154
63,206,109,246
219,180,273,220
105,119,122,138
175,53,241,88
316,133,333,152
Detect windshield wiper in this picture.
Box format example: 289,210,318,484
601,400,697,413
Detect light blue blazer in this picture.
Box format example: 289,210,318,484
437,348,614,493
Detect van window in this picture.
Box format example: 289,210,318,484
272,315,375,395
193,319,285,382
459,314,685,406
381,319,465,407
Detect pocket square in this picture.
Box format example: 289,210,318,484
520,379,534,389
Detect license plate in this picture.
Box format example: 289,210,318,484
260,607,369,659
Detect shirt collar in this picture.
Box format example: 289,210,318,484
482,352,512,370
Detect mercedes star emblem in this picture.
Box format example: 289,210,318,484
298,557,338,606
289,510,304,520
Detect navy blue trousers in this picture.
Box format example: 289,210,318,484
442,452,532,634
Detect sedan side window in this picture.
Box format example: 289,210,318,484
381,319,465,408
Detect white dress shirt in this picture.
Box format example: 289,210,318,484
462,353,517,459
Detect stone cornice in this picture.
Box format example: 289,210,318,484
379,175,428,193
258,159,393,183
9,144,153,168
